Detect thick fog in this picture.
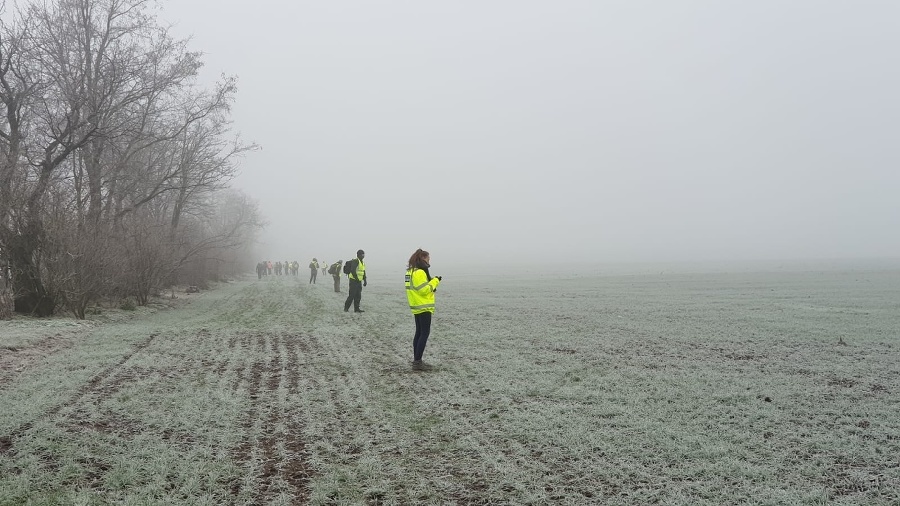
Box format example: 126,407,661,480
161,1,899,270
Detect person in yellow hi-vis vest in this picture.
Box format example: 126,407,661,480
405,248,441,370
343,249,366,312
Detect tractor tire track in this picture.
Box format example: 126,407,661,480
228,332,265,497
256,333,283,503
281,333,313,501
0,331,161,457
229,331,312,504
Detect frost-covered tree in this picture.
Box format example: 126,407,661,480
0,0,259,317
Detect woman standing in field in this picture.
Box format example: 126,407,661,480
405,249,442,370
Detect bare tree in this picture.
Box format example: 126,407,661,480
116,211,170,305
109,78,255,225
55,0,201,223
171,188,264,286
32,179,115,318
0,5,97,316
0,0,261,316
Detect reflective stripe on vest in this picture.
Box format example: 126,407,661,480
405,268,437,313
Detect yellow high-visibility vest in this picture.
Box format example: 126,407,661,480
405,268,440,314
349,259,366,282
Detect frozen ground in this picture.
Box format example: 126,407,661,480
1,268,899,504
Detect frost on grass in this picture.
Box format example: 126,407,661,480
1,271,899,504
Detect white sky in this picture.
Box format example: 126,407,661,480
159,0,899,269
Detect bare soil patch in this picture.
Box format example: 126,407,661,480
0,332,79,389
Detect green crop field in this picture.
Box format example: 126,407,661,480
2,268,899,505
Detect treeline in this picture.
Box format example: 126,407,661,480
0,0,263,318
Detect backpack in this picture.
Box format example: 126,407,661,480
342,260,354,275
327,264,337,275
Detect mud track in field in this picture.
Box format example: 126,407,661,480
229,331,313,504
0,331,160,459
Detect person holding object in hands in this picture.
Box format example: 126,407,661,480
405,248,441,370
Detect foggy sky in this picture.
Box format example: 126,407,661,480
160,1,899,269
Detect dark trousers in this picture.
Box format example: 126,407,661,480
309,269,317,284
345,280,362,311
413,311,432,361
333,275,341,292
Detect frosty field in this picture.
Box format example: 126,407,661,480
1,267,899,505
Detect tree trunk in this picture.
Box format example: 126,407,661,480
84,139,105,225
8,232,54,316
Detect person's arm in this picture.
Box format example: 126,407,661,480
411,269,439,295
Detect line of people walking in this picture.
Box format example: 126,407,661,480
256,260,302,278
255,256,348,289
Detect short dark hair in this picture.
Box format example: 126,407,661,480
357,249,365,256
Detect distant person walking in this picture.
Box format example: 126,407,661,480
309,258,319,284
343,249,367,312
405,248,441,370
329,260,343,293
322,261,327,276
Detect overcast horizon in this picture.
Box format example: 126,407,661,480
158,1,899,269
